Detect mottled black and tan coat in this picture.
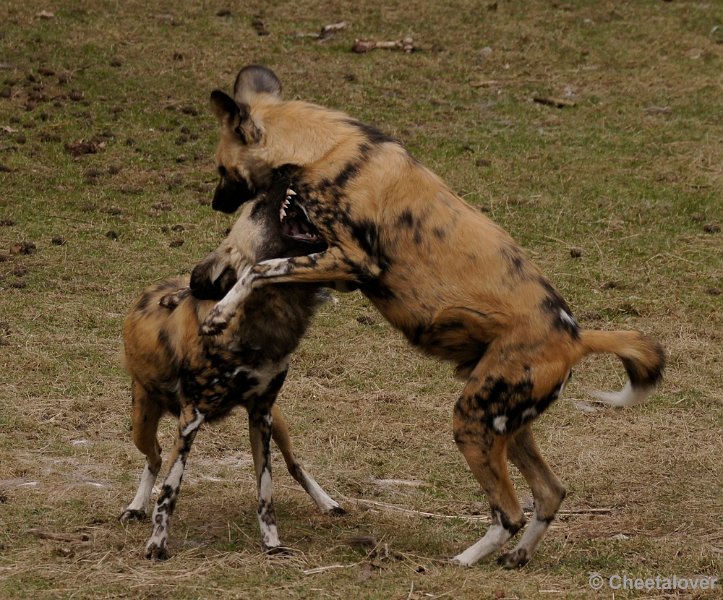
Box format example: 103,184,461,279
198,65,665,568
120,186,343,560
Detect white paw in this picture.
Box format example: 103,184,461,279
449,555,474,567
145,538,170,561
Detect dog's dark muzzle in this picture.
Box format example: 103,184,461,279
212,178,256,213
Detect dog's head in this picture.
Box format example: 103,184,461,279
209,65,284,214
191,176,327,300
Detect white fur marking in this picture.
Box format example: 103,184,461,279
205,265,254,329
125,464,158,513
260,258,293,278
257,469,280,548
145,527,168,556
511,512,549,557
452,523,511,566
559,309,578,328
521,407,537,421
259,468,273,501
493,415,508,434
298,467,341,513
259,520,280,549
592,381,655,407
181,410,204,437
165,456,185,489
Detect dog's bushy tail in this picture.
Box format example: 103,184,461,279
577,330,665,407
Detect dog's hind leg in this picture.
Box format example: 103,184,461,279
450,429,524,566
249,406,284,552
120,381,164,523
450,362,527,566
144,404,204,560
270,404,345,515
497,425,566,569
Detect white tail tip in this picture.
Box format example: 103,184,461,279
591,381,655,407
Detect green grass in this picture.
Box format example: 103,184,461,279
1,1,722,598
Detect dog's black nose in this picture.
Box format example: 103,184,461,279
212,178,255,213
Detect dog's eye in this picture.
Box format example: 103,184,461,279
218,166,227,178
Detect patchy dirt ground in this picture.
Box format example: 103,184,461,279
1,1,721,598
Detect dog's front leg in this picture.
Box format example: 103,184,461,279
144,406,204,560
248,406,285,553
201,247,366,335
200,264,254,336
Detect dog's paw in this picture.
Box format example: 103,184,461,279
447,556,473,567
200,308,232,336
119,509,146,524
199,318,229,336
145,540,170,561
497,548,529,569
264,545,294,557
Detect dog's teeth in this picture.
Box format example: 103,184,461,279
280,208,286,220
283,198,291,208
286,188,297,196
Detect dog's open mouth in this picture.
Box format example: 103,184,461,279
279,187,323,244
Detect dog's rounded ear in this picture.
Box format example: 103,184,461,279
190,254,238,300
210,90,251,130
233,65,282,105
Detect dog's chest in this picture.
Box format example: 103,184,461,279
179,349,290,421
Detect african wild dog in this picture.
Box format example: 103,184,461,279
120,181,344,560
198,65,665,567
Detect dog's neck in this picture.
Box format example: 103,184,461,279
259,100,376,170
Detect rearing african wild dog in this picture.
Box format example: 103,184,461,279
198,65,665,567
121,182,343,560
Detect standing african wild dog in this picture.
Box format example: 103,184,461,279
199,65,665,567
120,182,344,560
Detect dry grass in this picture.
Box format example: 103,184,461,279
1,1,722,598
